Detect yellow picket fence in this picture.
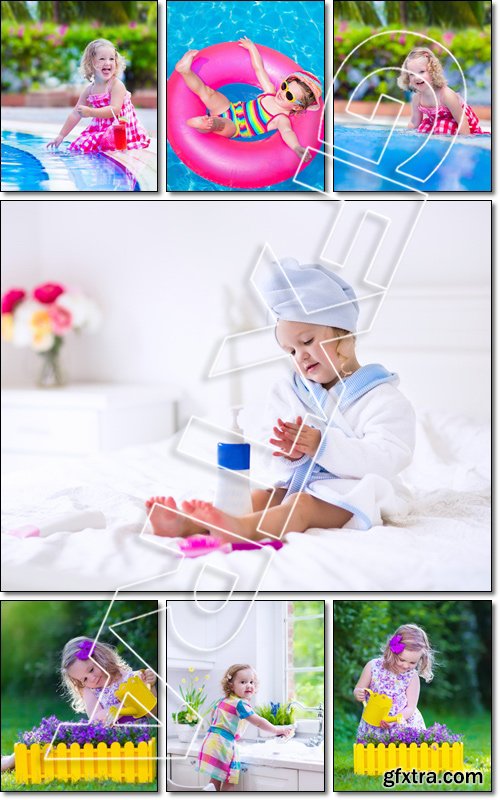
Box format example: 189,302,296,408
14,738,156,785
353,741,464,776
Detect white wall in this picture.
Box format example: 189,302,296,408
167,600,284,737
1,200,491,421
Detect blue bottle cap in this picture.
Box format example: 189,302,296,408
217,443,250,471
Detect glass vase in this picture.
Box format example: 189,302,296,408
37,347,65,388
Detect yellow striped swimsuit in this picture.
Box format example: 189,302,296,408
218,93,287,139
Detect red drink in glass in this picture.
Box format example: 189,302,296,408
113,121,127,150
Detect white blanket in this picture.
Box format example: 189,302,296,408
1,410,490,592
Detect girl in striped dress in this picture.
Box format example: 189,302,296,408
198,664,294,790
174,38,322,163
47,39,150,153
398,47,489,136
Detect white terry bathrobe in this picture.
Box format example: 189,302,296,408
267,364,416,530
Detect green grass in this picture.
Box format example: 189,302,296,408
1,695,157,792
334,710,491,792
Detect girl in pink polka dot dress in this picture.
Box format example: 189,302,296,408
353,624,434,742
47,39,150,153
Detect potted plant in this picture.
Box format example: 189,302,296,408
254,702,295,738
172,668,210,742
354,722,464,776
14,715,156,785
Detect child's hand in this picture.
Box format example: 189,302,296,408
354,687,368,703
380,720,396,730
270,416,306,460
276,724,294,737
238,36,257,51
271,417,321,459
46,136,64,149
294,145,312,163
76,105,93,118
141,668,157,685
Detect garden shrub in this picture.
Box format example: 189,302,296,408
334,24,491,101
1,22,156,92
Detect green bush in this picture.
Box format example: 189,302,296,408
334,24,491,101
1,21,156,92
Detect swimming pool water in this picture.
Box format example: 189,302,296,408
333,125,491,192
1,131,140,192
167,0,325,192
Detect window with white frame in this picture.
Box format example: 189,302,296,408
285,601,324,718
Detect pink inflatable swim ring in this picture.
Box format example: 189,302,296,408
167,42,324,189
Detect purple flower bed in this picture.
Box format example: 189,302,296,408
18,716,154,748
356,722,463,747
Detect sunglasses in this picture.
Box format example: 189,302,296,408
280,80,304,106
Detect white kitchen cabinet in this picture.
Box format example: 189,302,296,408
168,754,204,791
241,763,299,791
298,769,325,790
1,382,178,472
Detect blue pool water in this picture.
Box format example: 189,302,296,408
167,0,325,192
1,131,140,191
333,125,491,192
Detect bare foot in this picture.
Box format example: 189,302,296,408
182,500,249,543
145,496,195,538
186,115,229,134
175,49,199,74
1,754,15,772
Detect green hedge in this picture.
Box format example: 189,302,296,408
1,21,156,92
334,24,491,101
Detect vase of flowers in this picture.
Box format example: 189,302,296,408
1,282,101,388
254,702,295,738
172,668,210,742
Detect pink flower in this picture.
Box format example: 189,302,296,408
442,32,454,44
33,282,65,304
17,26,25,38
1,288,25,314
339,21,348,32
129,21,137,28
335,36,343,42
48,304,72,335
398,35,406,45
58,24,68,36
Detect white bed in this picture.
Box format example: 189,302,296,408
1,408,490,592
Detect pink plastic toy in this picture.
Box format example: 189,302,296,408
167,41,324,189
176,534,283,558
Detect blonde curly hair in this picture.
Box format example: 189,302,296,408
381,624,435,683
397,47,447,92
60,637,131,712
221,664,258,697
79,39,126,82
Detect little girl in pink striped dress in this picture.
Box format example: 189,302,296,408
197,664,294,791
47,39,150,153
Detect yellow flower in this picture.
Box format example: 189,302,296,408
1,313,14,342
205,675,210,680
181,678,186,683
188,667,195,673
30,309,52,334
194,677,199,682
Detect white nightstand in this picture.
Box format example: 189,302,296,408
1,383,179,472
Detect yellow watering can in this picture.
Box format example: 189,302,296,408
361,689,403,727
109,674,157,721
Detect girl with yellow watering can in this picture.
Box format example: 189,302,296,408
353,624,434,742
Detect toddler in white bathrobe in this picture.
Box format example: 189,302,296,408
145,259,416,541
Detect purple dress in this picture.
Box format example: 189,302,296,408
90,670,136,723
357,658,425,741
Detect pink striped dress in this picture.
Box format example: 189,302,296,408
197,694,254,784
69,86,150,153
417,93,488,135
